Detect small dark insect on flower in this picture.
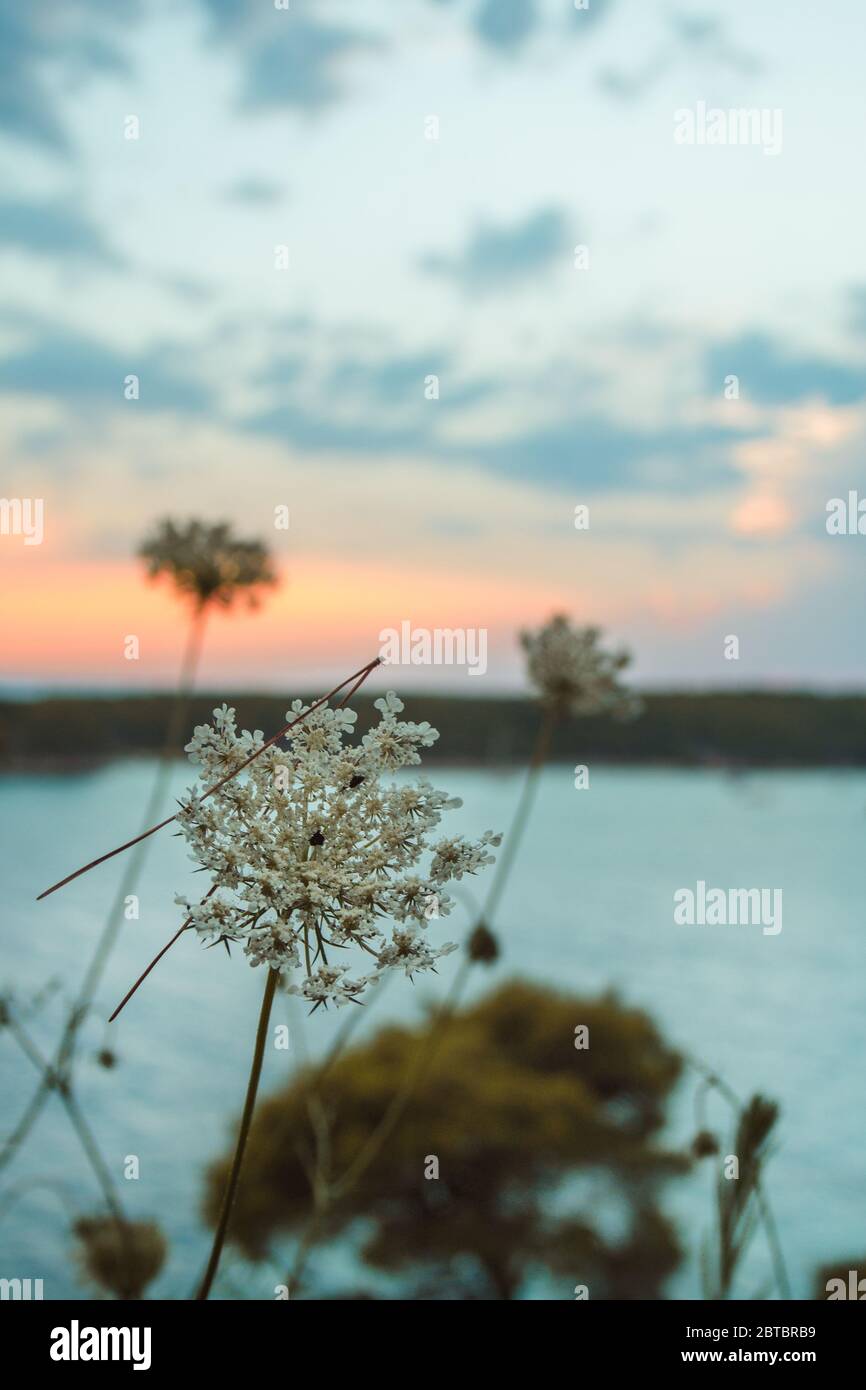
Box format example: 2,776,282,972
467,923,500,965
309,829,325,846
348,774,365,788
691,1129,720,1158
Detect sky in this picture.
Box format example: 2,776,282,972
2,0,866,694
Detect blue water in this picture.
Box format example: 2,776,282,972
1,762,864,1299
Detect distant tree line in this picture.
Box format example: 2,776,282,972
4,689,866,767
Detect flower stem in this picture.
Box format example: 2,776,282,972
480,706,556,924
196,968,278,1300
65,605,209,1051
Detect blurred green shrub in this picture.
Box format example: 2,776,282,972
204,980,689,1299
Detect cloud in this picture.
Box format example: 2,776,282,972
598,57,668,103
0,299,768,504
223,177,285,205
0,10,69,152
216,310,757,498
726,400,865,543
242,402,431,455
600,10,762,103
247,344,494,453
469,0,612,53
472,414,741,492
242,337,745,497
199,0,248,28
472,0,539,53
203,0,612,112
705,332,866,407
671,12,762,76
0,317,212,414
325,350,493,408
421,206,571,294
568,0,613,32
0,196,120,266
241,20,379,110
202,2,380,112
0,4,136,154
152,271,216,304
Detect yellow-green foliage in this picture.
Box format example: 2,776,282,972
204,981,688,1299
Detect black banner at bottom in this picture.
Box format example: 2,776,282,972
1,1297,861,1374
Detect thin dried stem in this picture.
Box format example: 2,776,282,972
0,1074,51,1174
68,603,209,1031
108,923,193,1024
2,1006,128,1225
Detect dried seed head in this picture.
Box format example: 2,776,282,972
467,923,500,965
520,614,640,720
73,1216,167,1300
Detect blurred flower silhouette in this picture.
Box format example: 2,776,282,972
73,1216,167,1300
520,614,640,720
475,615,640,933
139,518,277,613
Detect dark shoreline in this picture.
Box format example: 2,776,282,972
4,690,866,769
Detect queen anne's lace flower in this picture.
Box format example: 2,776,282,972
139,518,276,610
174,693,500,1008
520,614,641,719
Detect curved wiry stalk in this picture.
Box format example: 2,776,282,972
478,708,556,925
63,603,208,1061
196,968,278,1300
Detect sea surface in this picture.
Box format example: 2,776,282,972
1,761,864,1299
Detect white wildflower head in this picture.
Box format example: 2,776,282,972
175,693,500,1009
520,614,640,719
